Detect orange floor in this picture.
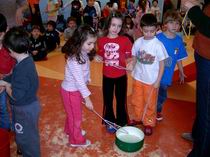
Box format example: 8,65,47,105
10,36,196,157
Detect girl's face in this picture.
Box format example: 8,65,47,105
108,18,122,38
81,36,97,53
141,26,157,40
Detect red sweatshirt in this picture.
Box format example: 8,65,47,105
0,47,16,74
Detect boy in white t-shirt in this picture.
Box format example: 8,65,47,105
127,13,168,136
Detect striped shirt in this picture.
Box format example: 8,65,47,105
61,54,91,98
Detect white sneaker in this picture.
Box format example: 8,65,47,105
70,139,91,147
81,130,86,136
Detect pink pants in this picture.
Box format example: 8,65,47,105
60,88,86,144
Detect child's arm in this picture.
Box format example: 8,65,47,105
177,60,186,84
126,56,137,72
153,60,164,88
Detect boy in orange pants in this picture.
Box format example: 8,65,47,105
127,13,168,136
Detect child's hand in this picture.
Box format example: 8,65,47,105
0,86,5,93
32,50,38,55
126,61,134,72
0,73,4,80
94,55,103,62
179,72,187,84
84,97,94,111
153,81,160,89
0,80,8,86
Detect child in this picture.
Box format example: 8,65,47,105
127,0,136,17
128,13,168,135
64,17,77,40
97,11,132,133
61,25,96,147
122,15,135,43
83,0,97,28
45,0,60,22
29,25,47,61
151,0,161,22
0,13,16,130
156,10,188,121
45,20,60,53
0,27,41,156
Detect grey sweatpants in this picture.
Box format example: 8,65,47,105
12,101,41,157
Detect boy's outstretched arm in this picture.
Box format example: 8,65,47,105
177,60,186,84
126,56,137,72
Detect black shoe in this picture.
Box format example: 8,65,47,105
17,149,22,155
182,133,193,142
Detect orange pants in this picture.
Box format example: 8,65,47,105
130,80,158,127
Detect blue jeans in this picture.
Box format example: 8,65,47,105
188,53,210,157
0,90,10,129
157,84,168,113
13,101,41,157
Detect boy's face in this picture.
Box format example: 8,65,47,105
87,0,95,7
68,20,76,28
0,32,5,44
141,26,157,40
31,29,40,39
153,1,158,7
47,24,54,31
165,20,180,34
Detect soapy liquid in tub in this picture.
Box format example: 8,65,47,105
118,134,141,143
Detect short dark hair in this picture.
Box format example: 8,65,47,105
140,13,157,28
31,25,41,31
47,20,56,29
0,13,7,33
152,0,158,4
3,27,30,54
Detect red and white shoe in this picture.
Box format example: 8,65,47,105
156,112,163,121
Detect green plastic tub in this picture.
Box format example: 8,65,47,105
115,126,144,152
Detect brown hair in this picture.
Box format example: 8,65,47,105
163,10,182,24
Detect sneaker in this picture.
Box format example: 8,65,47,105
156,112,163,121
106,125,116,134
182,133,193,142
70,139,91,147
144,125,153,136
81,130,86,136
17,149,22,155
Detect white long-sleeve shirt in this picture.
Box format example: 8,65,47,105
61,54,91,98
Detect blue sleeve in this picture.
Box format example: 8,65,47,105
11,73,30,101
